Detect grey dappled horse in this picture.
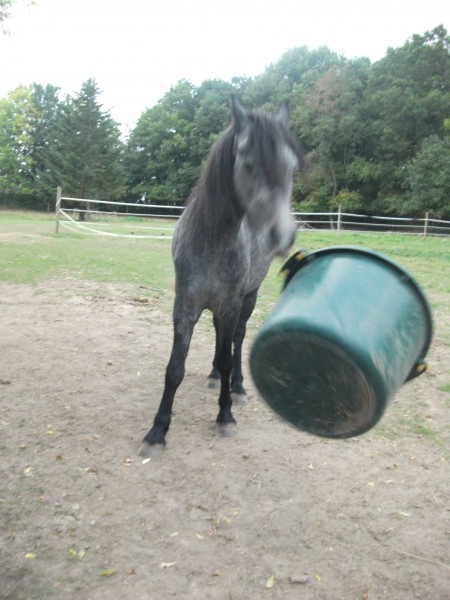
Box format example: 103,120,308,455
140,96,304,457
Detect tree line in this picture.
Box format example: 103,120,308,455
1,25,449,218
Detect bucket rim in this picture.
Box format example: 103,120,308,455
281,245,433,361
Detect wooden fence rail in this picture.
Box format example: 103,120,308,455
55,192,450,237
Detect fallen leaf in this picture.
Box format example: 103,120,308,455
99,568,116,577
314,573,321,581
399,511,411,517
169,531,179,537
142,458,151,464
24,552,36,559
159,562,176,569
308,463,314,470
265,575,275,589
289,575,309,584
196,533,204,540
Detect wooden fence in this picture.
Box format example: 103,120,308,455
55,189,450,237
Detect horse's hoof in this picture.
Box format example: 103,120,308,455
138,441,165,458
231,392,248,406
217,422,237,438
206,377,220,390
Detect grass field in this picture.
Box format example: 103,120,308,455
1,210,449,318
2,208,448,344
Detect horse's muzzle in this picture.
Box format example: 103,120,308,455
272,221,296,257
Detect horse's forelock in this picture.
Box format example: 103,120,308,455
245,112,294,185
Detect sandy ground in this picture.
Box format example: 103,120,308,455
0,279,449,600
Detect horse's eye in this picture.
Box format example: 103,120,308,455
243,160,254,172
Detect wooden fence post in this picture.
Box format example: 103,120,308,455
423,211,429,237
55,186,62,233
337,204,342,233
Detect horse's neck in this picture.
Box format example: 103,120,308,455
186,193,243,249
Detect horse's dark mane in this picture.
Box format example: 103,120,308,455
184,125,241,239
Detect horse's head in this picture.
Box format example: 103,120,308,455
231,96,299,256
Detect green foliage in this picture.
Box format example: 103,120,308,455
0,79,125,210
406,135,450,217
52,79,125,203
0,84,63,209
0,86,36,205
0,0,14,31
330,189,363,212
364,25,450,211
28,83,64,210
125,79,242,204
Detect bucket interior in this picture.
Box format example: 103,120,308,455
250,331,379,438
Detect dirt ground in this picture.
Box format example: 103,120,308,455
0,278,449,600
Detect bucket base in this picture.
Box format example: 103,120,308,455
250,331,379,438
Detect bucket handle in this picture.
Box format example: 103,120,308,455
404,360,428,383
279,249,310,289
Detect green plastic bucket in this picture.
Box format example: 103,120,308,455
249,247,433,438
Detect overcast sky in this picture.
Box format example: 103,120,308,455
1,0,448,131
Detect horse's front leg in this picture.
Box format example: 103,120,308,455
139,297,198,457
215,309,240,436
206,314,221,390
230,288,259,405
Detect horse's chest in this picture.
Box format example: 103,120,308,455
188,247,250,309
216,248,249,284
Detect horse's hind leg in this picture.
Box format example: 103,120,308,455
231,288,259,405
139,297,198,457
207,287,258,397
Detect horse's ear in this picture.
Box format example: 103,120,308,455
231,95,248,133
276,100,290,127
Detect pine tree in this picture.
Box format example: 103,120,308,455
53,79,125,217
